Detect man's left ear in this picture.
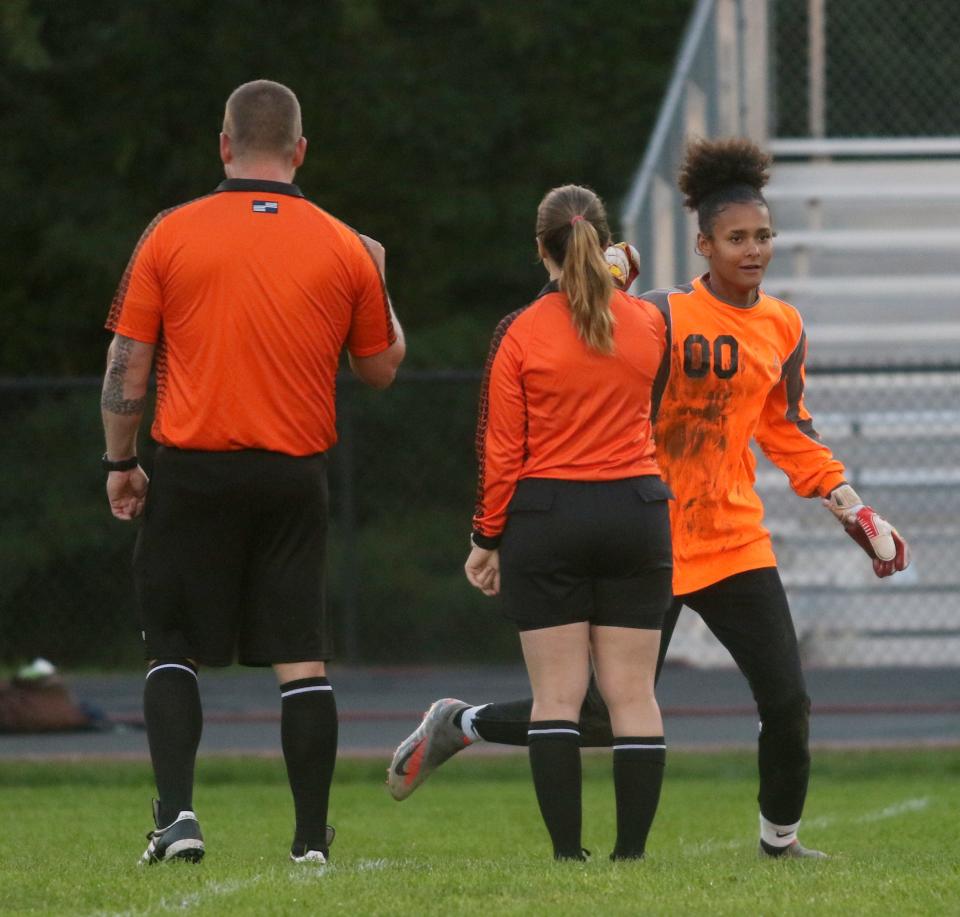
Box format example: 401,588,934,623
292,136,307,169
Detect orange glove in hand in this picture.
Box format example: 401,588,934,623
605,242,641,291
823,484,910,578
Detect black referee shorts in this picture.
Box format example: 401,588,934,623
498,476,673,632
133,446,330,667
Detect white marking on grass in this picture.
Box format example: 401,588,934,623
159,878,261,911
91,875,264,917
287,857,389,883
799,815,833,831
677,797,931,857
353,858,390,872
857,797,930,822
680,836,749,855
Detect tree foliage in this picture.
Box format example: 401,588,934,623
0,0,691,374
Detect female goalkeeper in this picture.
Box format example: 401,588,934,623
387,139,910,861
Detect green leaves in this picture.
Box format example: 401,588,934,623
0,0,692,374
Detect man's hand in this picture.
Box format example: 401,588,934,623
605,242,641,291
107,467,149,520
465,545,500,596
823,483,910,577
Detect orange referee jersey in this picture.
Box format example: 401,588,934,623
641,275,846,594
472,281,668,543
106,178,395,456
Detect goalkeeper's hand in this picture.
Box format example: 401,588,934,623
823,483,910,578
605,242,641,291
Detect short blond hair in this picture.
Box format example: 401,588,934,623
223,80,302,159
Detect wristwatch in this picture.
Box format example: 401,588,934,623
101,453,139,472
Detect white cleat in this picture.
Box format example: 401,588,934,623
290,849,327,864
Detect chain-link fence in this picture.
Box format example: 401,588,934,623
772,0,960,138
2,367,958,669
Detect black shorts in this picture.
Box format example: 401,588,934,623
133,446,330,667
498,476,673,632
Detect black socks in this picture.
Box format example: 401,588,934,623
143,660,203,828
280,677,338,855
611,736,666,860
527,720,583,860
469,693,614,748
469,699,531,745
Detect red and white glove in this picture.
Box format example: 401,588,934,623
823,484,910,578
605,242,641,291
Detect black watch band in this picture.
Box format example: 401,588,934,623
102,453,139,472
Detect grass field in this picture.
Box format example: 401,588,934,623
2,749,958,916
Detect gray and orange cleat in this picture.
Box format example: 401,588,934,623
140,800,205,865
387,698,472,801
760,839,829,860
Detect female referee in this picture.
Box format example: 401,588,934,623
461,184,673,861
388,140,910,860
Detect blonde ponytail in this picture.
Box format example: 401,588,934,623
561,218,615,354
535,184,615,355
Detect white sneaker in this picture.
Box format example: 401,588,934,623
140,800,205,865
289,825,335,864
290,849,327,864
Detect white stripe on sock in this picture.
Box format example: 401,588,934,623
146,663,197,680
527,728,580,737
613,744,666,751
280,685,333,698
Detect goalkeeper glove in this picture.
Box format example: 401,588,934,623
823,483,910,578
605,242,641,291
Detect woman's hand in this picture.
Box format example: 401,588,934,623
465,545,500,596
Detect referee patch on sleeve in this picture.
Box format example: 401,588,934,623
252,200,279,214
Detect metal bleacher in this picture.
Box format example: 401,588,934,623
621,0,960,667
763,141,960,366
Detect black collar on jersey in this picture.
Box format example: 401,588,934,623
538,279,560,297
215,178,304,198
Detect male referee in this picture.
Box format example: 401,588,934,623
100,79,405,866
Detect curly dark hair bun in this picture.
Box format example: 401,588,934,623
678,137,771,210
676,138,773,237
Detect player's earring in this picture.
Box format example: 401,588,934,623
694,244,705,256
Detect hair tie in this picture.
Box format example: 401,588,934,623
570,215,585,225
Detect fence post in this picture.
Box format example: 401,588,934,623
808,0,827,138
740,0,769,142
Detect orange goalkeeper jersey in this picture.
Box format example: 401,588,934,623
641,276,846,594
472,281,668,544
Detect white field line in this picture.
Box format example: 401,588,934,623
857,797,930,822
90,876,267,917
683,796,931,856
156,877,263,911
90,859,393,917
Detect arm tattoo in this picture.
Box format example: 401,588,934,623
102,335,147,415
